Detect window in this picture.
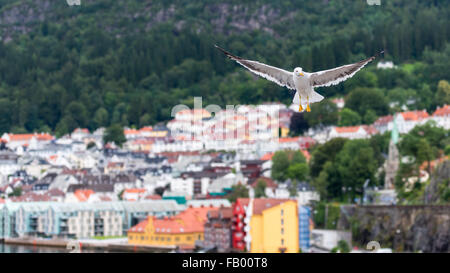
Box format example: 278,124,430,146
281,209,284,216
281,239,284,245
167,237,171,242
161,237,165,241
281,219,284,225
281,228,284,235
198,234,201,240
175,237,180,242
187,236,191,241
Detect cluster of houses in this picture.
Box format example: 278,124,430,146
0,101,448,252
128,197,315,253
307,104,449,144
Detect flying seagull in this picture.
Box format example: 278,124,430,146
215,45,383,112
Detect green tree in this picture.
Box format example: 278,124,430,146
254,180,267,198
310,138,348,178
9,187,22,197
287,163,309,181
335,139,377,203
304,100,339,128
103,123,126,147
339,108,362,126
345,88,389,117
271,151,290,182
363,109,378,124
93,107,109,128
435,80,450,106
226,184,249,203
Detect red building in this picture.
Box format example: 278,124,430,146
232,198,250,251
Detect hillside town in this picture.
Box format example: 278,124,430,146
0,102,449,253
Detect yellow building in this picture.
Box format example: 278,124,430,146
243,198,299,253
128,206,218,248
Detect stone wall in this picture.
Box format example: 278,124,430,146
338,205,450,253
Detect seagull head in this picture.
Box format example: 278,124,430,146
294,67,304,77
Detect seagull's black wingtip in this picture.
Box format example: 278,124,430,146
214,44,240,60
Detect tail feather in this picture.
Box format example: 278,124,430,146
292,91,324,105
310,90,324,103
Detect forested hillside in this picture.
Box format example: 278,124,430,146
0,0,448,136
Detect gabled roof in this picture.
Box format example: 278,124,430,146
432,105,450,117
128,206,219,234
374,115,393,126
250,177,277,189
400,110,429,121
74,189,95,202
3,133,54,142
334,126,362,133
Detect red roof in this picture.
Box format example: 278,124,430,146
433,105,450,117
334,126,361,133
250,177,277,189
74,189,94,202
5,133,54,142
73,128,89,134
128,207,219,234
0,197,5,203
123,188,146,194
144,194,162,200
400,110,429,121
374,115,393,126
260,152,274,161
278,137,300,143
128,218,148,233
140,126,153,132
124,129,139,135
176,109,210,116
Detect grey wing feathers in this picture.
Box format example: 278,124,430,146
215,45,296,90
309,51,384,88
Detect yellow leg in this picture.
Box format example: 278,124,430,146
306,96,311,112
298,96,303,111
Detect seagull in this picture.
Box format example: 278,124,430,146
215,45,383,112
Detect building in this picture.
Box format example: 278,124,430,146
202,206,233,252
431,105,450,129
1,133,54,150
127,206,219,248
377,61,395,69
232,198,299,253
298,206,313,252
1,200,183,239
311,229,352,251
121,188,147,201
329,125,378,140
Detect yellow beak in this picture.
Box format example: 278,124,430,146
298,72,304,76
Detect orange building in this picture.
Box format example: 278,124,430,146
128,206,219,248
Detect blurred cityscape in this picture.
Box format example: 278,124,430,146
0,0,449,254
0,96,448,253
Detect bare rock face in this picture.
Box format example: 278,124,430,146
424,160,450,204
338,205,450,253
0,0,294,41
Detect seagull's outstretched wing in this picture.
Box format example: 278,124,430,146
309,51,384,88
215,45,295,90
